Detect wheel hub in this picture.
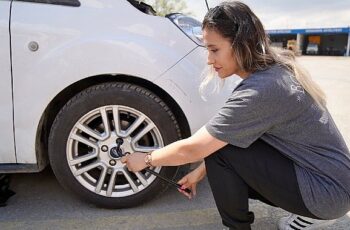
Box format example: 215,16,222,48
109,146,123,159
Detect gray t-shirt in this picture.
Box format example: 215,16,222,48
205,64,350,219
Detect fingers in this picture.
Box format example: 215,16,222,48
177,178,190,199
120,153,146,172
178,178,191,193
191,184,197,197
177,175,199,199
177,188,192,199
120,156,128,164
177,176,188,185
177,182,197,200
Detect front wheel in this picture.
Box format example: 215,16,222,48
48,82,182,208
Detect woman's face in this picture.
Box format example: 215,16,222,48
203,28,247,79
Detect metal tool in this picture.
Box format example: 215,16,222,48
144,168,191,194
120,146,191,195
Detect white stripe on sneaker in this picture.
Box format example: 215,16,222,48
278,214,337,230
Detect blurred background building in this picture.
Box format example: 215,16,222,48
143,0,350,56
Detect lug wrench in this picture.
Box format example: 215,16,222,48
119,144,191,195
144,168,191,194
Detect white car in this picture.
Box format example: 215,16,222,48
306,43,319,55
0,0,233,208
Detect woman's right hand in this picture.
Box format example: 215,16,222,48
177,162,206,199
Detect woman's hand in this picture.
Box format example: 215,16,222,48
121,152,147,172
177,162,206,199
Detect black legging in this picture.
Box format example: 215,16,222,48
204,139,318,230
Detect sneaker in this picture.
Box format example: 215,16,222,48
278,214,336,230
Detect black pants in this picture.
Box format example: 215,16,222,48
204,139,318,230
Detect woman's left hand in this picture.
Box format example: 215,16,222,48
121,152,147,172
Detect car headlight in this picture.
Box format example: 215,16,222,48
167,13,203,46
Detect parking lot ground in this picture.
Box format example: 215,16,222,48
1,56,350,230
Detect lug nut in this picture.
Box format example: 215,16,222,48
101,145,108,152
109,159,116,166
116,138,124,145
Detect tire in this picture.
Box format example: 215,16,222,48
48,82,182,208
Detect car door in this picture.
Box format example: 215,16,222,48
10,0,83,163
0,0,16,163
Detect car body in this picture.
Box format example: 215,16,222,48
0,0,236,207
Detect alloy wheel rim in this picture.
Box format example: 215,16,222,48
66,105,163,197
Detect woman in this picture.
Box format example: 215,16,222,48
121,1,350,229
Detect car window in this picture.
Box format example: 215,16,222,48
15,0,80,7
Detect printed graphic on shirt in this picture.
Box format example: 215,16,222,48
289,75,305,94
289,75,305,104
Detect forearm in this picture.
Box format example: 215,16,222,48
151,138,202,167
123,127,226,172
145,126,226,168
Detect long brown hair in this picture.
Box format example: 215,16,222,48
200,1,326,108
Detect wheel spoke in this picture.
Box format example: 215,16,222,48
106,170,118,197
95,165,108,193
132,123,155,144
76,123,104,141
135,172,148,187
122,115,146,137
69,152,98,166
100,107,111,138
74,162,101,176
121,167,139,192
70,133,98,149
113,107,121,136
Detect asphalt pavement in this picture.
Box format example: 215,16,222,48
1,56,350,230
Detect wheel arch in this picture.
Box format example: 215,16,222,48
35,74,191,169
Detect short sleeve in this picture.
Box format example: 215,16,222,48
205,86,276,148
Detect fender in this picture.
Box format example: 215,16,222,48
10,0,196,163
